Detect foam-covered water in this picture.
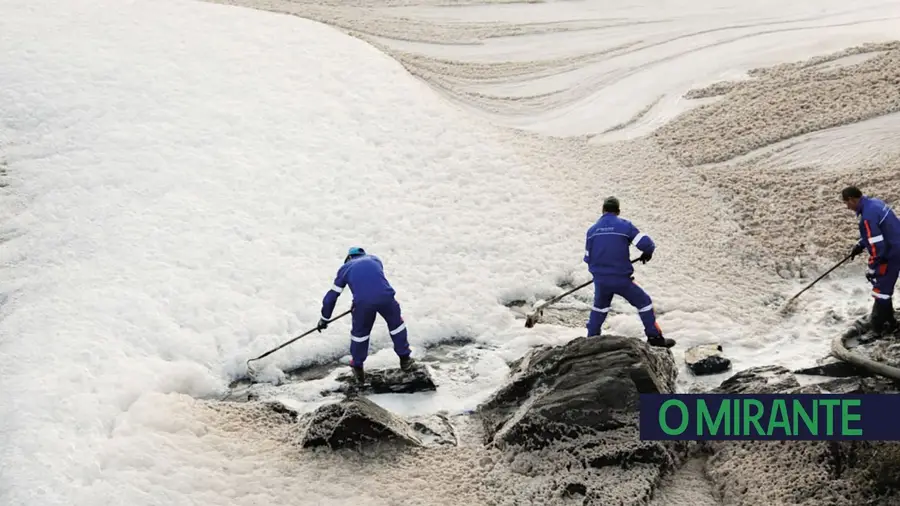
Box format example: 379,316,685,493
3,0,899,503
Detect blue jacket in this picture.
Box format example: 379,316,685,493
321,254,396,319
856,196,900,267
584,213,655,278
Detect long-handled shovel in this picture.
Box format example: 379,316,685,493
525,257,640,328
245,308,352,379
779,253,853,315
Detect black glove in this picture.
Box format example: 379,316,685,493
316,318,329,332
638,251,652,264
850,243,865,260
866,268,877,285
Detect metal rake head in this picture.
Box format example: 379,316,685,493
778,297,801,316
524,308,543,328
246,358,259,381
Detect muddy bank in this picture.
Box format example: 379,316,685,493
700,152,900,273
648,42,900,272
652,42,900,167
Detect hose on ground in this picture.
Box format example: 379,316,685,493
831,334,900,381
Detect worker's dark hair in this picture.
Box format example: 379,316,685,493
841,186,863,201
602,196,620,213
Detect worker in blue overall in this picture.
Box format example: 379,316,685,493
318,247,415,383
583,197,675,348
844,186,900,336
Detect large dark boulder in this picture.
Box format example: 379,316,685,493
703,365,900,506
300,396,423,449
475,335,689,504
295,395,459,451
477,335,677,448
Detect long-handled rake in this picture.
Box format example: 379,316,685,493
525,257,640,328
245,309,351,380
779,253,853,315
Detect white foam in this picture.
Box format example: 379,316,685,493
0,0,583,502
3,0,899,503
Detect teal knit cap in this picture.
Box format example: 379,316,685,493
344,246,366,263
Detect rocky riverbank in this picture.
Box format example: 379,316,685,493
249,326,900,506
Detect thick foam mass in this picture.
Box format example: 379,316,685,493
0,0,583,502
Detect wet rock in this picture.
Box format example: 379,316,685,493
300,396,422,449
815,377,869,394
684,343,732,376
332,364,437,395
475,335,688,505
563,482,587,498
264,400,299,420
711,364,799,394
408,413,458,447
259,400,302,423
287,360,343,382
794,356,870,378
477,335,677,448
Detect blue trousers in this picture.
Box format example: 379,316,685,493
349,297,411,367
871,259,900,303
586,275,662,338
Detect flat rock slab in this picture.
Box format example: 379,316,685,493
684,343,732,376
300,396,423,450
408,413,458,447
331,364,437,395
712,364,800,394
794,356,870,378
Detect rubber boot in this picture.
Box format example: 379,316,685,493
647,335,676,349
399,355,416,372
351,364,365,384
871,300,889,337
883,299,899,337
857,300,881,344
